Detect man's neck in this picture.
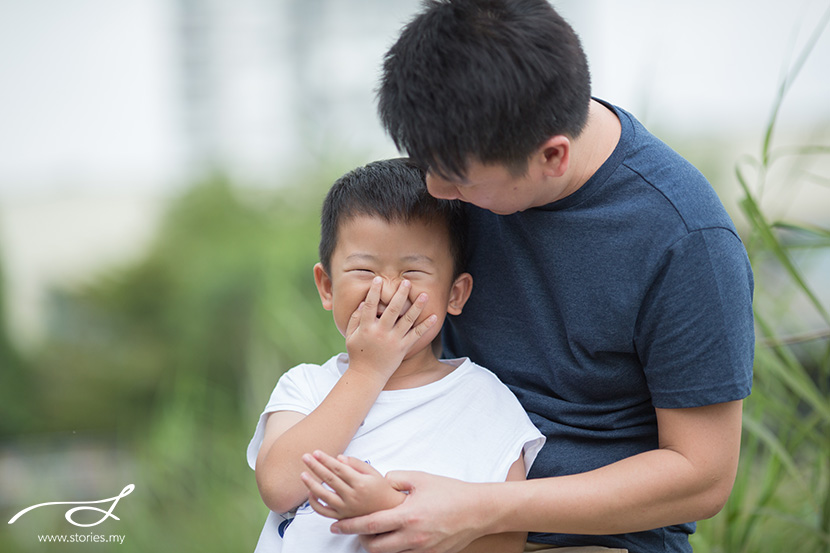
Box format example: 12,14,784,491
566,99,622,193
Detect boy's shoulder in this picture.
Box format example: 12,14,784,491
442,358,526,407
269,353,347,400
279,353,347,380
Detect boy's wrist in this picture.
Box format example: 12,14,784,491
343,360,395,388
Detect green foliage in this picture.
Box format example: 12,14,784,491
26,174,343,436
0,262,35,437
1,171,346,552
691,8,830,552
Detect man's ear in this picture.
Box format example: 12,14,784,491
447,272,473,315
535,135,570,178
313,263,334,311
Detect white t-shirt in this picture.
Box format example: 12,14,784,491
247,353,545,553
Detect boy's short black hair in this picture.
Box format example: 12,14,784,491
319,158,467,277
378,0,591,179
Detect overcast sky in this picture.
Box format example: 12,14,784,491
0,0,828,192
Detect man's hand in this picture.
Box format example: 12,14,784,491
330,470,487,553
345,277,436,378
301,451,406,520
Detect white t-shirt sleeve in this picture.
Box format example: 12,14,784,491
246,362,330,470
473,368,545,481
492,406,544,480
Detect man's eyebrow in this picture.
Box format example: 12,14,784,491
428,168,468,184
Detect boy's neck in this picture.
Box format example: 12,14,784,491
382,350,454,391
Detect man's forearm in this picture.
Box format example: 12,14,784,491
487,447,733,536
459,532,526,553
487,402,742,536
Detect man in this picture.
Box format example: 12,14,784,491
328,1,754,552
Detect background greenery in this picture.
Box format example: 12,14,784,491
687,14,830,551
1,23,829,553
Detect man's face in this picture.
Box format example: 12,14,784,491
425,161,545,215
316,214,467,361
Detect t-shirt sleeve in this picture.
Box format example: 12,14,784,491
474,368,546,481
246,364,322,470
635,227,754,408
514,425,546,478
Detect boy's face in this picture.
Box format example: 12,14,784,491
314,215,472,361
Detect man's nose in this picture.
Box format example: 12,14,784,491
426,172,459,200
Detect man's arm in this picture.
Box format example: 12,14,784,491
336,400,743,553
455,456,527,553
255,279,434,513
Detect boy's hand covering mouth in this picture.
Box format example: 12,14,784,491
344,277,436,378
376,299,414,320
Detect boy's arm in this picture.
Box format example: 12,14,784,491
255,279,435,513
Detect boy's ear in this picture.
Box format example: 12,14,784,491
313,263,334,311
447,272,473,315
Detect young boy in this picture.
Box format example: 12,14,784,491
246,158,544,553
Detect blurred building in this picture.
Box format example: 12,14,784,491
0,0,828,345
175,0,419,182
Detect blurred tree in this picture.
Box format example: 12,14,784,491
0,257,35,437
2,172,350,552
22,174,342,438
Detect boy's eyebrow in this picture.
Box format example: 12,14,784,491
343,253,436,265
400,254,436,265
344,253,377,262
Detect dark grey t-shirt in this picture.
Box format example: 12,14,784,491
443,101,754,552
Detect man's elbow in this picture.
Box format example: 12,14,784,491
695,476,735,520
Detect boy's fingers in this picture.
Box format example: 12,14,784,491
303,453,351,496
380,280,411,324
408,313,438,342
396,292,428,331
312,450,362,486
307,491,340,519
339,454,382,477
301,471,343,510
361,277,383,322
345,302,364,336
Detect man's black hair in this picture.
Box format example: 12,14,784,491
378,0,591,178
319,158,467,276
